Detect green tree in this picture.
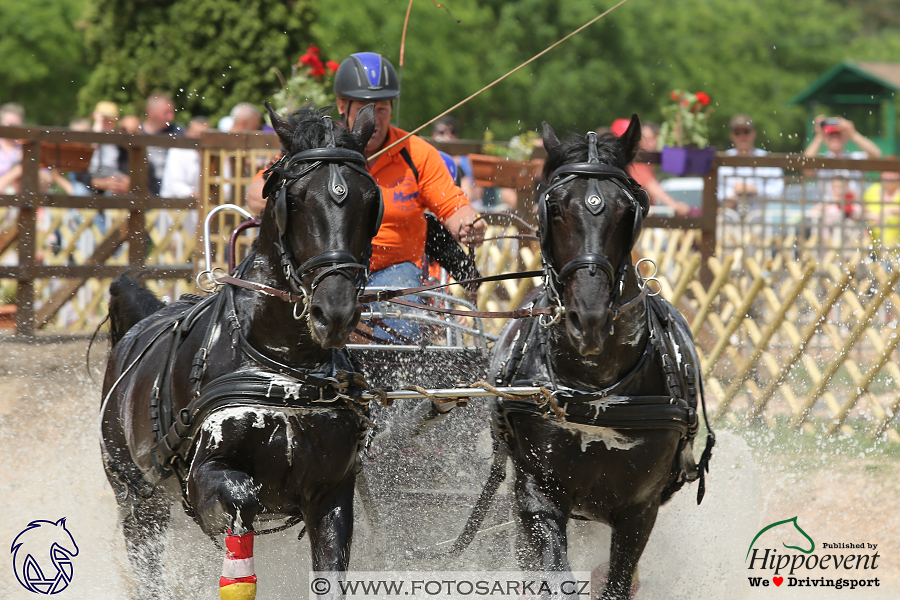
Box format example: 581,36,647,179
317,0,877,152
0,0,90,125
79,0,319,122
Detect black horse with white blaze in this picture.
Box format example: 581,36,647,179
487,116,714,600
100,105,383,600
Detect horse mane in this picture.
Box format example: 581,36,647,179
542,132,631,180
284,105,364,154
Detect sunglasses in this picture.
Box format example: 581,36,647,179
433,128,452,136
731,128,753,135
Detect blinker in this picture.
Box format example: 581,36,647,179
274,186,288,233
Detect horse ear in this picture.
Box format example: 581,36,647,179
618,114,642,163
351,104,376,149
542,122,561,154
265,101,293,146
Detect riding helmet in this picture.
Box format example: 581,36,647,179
333,52,400,101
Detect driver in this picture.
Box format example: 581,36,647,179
247,53,484,341
246,52,484,291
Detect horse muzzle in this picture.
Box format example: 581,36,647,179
307,290,362,349
563,282,613,356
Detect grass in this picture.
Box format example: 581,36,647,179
715,415,900,477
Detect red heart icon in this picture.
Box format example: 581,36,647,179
773,577,783,586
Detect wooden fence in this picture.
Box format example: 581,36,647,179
0,127,279,335
2,127,900,440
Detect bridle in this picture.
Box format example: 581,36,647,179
261,117,384,315
537,131,656,325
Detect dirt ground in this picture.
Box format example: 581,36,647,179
1,337,898,599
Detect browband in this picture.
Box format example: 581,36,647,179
548,162,631,183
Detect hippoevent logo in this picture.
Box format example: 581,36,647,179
745,516,880,590
10,518,79,594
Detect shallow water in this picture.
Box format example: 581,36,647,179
1,340,896,599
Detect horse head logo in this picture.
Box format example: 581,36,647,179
11,518,79,594
746,516,815,561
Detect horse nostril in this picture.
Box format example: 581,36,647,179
568,311,583,336
310,305,328,330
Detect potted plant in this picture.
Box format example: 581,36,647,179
469,130,543,189
658,89,715,175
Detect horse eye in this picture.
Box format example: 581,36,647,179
548,202,562,218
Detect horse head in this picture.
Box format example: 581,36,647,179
539,116,647,355
260,104,382,349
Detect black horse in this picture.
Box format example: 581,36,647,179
487,116,713,599
100,105,383,599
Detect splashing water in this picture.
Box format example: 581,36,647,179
2,340,896,599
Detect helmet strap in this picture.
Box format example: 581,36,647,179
340,101,351,128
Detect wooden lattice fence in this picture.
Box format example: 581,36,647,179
473,223,900,442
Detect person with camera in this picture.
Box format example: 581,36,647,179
803,115,881,213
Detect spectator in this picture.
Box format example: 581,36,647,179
0,103,24,195
612,119,691,217
160,116,209,198
62,118,92,196
143,92,184,195
120,115,142,135
803,115,882,206
863,155,900,252
431,116,476,200
229,103,262,133
82,101,130,195
717,115,784,209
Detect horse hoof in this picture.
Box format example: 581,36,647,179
219,581,256,600
591,562,640,599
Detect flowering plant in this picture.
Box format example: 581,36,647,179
482,130,540,162
270,46,341,115
658,89,713,148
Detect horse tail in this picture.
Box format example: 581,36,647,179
412,443,508,560
106,272,167,347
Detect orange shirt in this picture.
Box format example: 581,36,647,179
367,125,469,272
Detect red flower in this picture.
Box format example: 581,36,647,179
326,60,340,73
695,91,710,106
307,46,320,55
300,53,324,73
670,91,680,101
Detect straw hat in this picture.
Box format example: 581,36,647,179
94,101,120,119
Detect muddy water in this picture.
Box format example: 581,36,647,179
1,339,895,599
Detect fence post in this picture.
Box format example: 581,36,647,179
14,138,40,337
128,145,148,268
699,155,720,286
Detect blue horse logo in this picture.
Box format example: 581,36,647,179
11,518,79,594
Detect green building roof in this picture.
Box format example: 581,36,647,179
790,60,900,106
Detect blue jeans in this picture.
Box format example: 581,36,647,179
366,261,423,343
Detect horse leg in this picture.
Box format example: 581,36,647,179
107,471,173,600
514,471,569,571
306,475,356,573
188,461,261,600
601,503,659,600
